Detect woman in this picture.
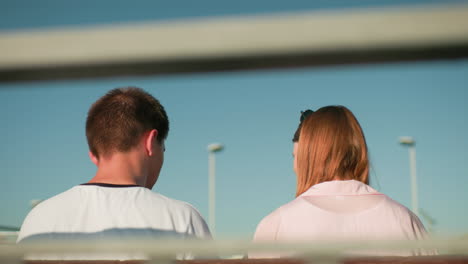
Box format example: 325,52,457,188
253,106,428,256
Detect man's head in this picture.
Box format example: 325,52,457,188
86,87,169,158
86,87,169,187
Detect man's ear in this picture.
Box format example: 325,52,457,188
145,129,159,156
88,151,99,166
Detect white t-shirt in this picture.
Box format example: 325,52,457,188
17,183,211,259
252,180,430,257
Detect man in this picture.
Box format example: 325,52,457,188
17,87,211,258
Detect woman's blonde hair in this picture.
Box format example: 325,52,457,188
296,106,369,197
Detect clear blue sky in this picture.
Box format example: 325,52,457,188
1,0,468,238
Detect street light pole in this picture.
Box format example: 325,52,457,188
399,136,419,217
207,143,224,235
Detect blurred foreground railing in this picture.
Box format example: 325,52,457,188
1,238,468,264
0,232,18,245
1,3,468,82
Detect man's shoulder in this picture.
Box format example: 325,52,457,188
17,186,81,242
146,190,199,213
29,186,81,215
135,190,211,239
32,186,198,215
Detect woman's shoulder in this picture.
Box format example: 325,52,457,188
254,201,294,241
379,194,418,218
376,194,428,237
256,205,285,228
253,197,311,241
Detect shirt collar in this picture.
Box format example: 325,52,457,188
80,183,141,188
299,180,381,197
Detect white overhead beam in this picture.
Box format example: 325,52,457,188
1,3,468,81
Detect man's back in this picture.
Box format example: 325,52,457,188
16,87,211,259
18,184,211,243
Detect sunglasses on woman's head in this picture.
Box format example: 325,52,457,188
300,109,314,122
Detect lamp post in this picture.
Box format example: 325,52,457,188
399,136,419,217
207,143,224,235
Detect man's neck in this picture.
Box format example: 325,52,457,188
89,151,148,187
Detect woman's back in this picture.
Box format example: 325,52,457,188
254,180,426,242
252,106,430,257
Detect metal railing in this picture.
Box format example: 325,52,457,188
1,3,468,82
0,237,467,264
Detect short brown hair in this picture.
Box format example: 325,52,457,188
296,106,369,196
86,87,169,158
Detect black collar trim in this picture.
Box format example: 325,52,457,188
80,183,141,188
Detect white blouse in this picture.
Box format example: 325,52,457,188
252,180,429,257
